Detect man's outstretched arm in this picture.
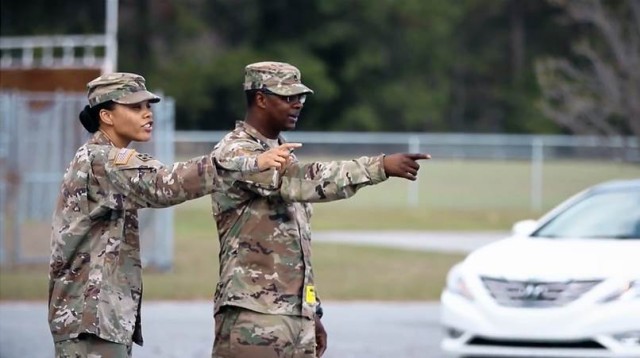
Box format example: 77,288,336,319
275,153,431,203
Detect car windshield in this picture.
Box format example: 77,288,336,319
533,188,640,239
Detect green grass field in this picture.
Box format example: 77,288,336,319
1,159,637,301
0,207,466,301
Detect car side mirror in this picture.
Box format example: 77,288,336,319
511,219,538,236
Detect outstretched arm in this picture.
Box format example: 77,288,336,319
98,145,298,209
217,139,430,203
277,153,431,202
276,155,388,202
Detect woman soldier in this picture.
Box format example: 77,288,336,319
48,72,298,357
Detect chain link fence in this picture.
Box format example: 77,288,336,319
174,130,639,212
0,91,175,269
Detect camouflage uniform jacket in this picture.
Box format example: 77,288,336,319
210,121,388,319
48,131,258,346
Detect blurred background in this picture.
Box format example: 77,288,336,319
1,0,639,289
1,1,639,357
2,0,640,134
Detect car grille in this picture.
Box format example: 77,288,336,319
468,336,606,349
480,276,602,308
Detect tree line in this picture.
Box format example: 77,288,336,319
2,0,637,140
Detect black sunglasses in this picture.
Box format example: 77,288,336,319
261,89,307,104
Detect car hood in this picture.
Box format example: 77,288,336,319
463,236,640,280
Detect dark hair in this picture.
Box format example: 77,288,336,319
78,101,116,133
245,89,260,107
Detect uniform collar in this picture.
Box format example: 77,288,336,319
88,131,115,146
235,121,287,148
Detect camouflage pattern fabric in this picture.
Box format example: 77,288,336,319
87,72,160,108
243,61,314,96
212,306,315,358
55,333,132,358
48,131,260,347
210,121,387,321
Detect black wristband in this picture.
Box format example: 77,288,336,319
315,305,324,319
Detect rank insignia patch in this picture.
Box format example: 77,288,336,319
136,153,153,162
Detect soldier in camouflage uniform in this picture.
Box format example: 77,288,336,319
48,72,297,358
210,61,430,358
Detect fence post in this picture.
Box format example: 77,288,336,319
104,0,119,73
153,97,175,271
408,136,420,207
531,138,544,212
14,94,25,265
0,93,9,265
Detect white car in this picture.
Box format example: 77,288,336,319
440,179,640,358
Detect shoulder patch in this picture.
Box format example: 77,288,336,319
114,148,136,165
136,153,154,162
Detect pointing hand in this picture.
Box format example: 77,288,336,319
257,143,302,171
382,153,431,181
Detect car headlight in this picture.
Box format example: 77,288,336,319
599,280,640,303
445,264,474,300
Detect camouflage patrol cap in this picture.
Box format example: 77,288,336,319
244,61,314,96
87,72,161,107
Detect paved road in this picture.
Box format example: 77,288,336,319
0,301,448,358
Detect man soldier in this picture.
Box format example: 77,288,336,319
210,61,430,358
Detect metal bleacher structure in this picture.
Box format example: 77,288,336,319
0,0,177,270
0,0,118,89
0,33,116,73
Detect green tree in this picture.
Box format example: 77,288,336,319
448,0,570,133
2,0,582,135
1,0,105,35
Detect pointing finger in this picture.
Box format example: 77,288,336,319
279,143,303,152
406,153,431,160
